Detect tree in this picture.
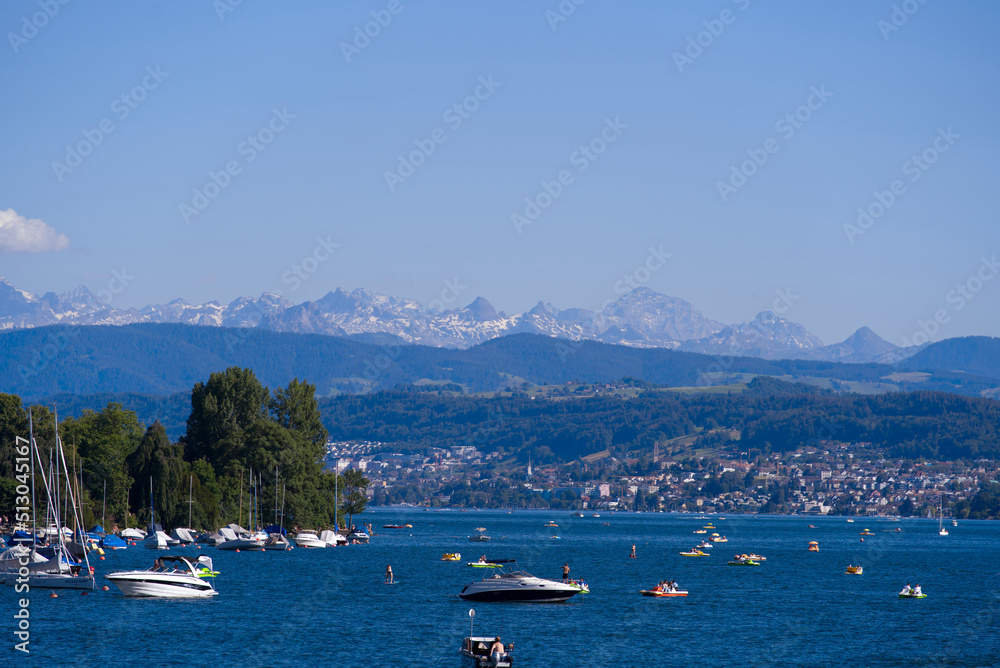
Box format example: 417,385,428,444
0,395,28,513
125,421,185,528
339,469,370,528
183,367,269,468
62,403,144,528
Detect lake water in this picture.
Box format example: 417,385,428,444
7,509,999,667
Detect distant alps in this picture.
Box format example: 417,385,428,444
0,277,917,363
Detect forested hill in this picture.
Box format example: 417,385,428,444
4,323,1000,400
902,336,1000,379
319,384,1000,462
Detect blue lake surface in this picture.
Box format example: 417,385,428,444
7,510,1000,667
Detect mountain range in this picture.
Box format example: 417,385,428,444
0,277,916,363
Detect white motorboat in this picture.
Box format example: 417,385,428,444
319,529,347,546
121,528,146,541
263,534,293,551
469,528,491,542
143,530,171,549
460,636,513,668
106,555,218,598
216,535,264,551
459,570,581,603
170,528,198,544
293,532,327,548
346,530,370,543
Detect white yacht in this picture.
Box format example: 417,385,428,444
469,528,491,543
106,555,218,598
293,532,327,548
459,570,581,603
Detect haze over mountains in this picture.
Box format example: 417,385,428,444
0,277,915,363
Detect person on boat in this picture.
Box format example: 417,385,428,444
489,637,505,666
900,584,912,595
149,558,163,572
385,564,393,584
480,555,488,563
630,544,636,558
913,584,922,596
562,562,570,582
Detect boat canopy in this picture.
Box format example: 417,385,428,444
264,524,287,535
219,527,239,541
101,535,127,549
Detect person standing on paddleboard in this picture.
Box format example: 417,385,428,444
385,564,393,584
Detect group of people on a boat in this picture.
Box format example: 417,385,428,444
652,579,681,593
899,583,922,596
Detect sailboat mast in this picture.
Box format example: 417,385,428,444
238,469,244,530
188,474,193,528
149,476,155,532
102,479,106,529
54,409,92,576
28,410,37,548
274,466,278,526
279,483,285,533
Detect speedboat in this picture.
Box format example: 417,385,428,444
460,636,513,668
695,540,712,550
591,513,600,518
469,528,491,543
170,528,198,545
346,529,370,543
382,524,413,529
640,586,688,597
293,532,327,548
468,559,503,568
459,570,581,603
106,555,218,598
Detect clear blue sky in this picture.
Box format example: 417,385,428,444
1,0,997,346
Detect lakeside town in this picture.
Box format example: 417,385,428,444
327,438,998,518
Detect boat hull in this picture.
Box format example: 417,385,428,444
459,587,577,603
3,572,95,589
106,573,217,598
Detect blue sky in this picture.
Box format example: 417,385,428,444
1,0,997,346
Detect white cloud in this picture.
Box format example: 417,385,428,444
0,208,70,253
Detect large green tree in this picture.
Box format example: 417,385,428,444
0,395,28,513
61,403,144,528
183,367,269,468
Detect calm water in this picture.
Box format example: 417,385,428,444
7,510,999,667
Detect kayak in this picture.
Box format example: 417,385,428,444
641,589,688,597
